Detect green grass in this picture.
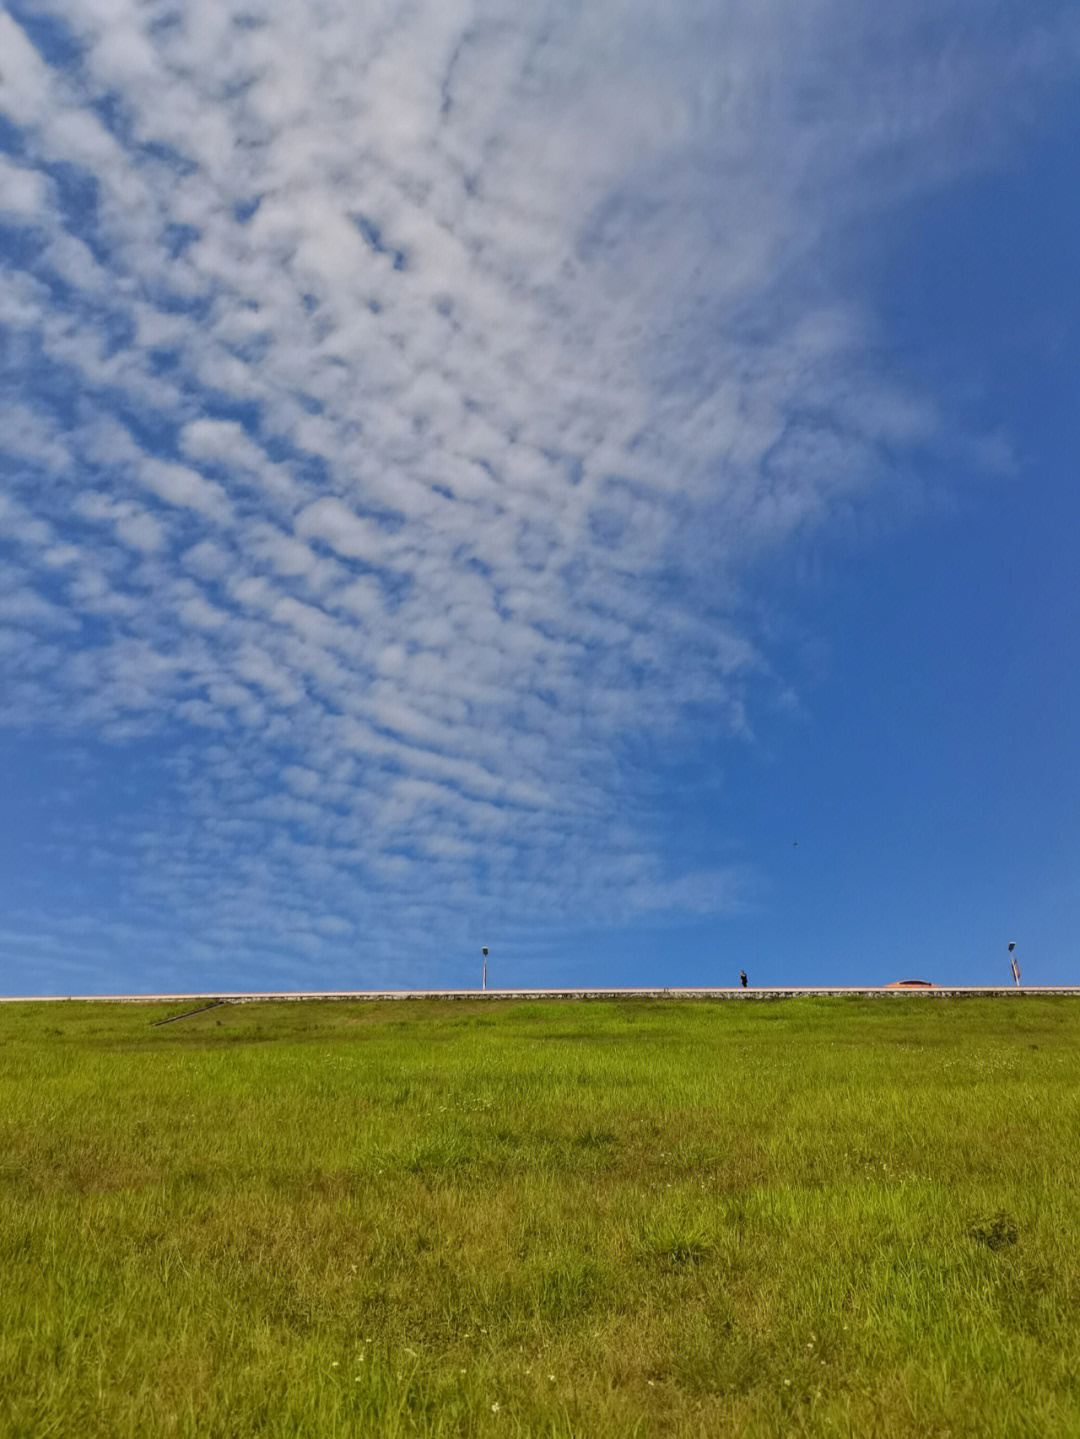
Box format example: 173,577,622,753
2,996,1079,1436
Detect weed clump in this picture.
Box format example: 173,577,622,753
970,1212,1019,1251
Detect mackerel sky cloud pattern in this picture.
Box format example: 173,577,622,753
2,2,1079,991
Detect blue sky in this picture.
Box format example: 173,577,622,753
2,1,1078,995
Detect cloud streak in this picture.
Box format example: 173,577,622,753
1,0,1076,986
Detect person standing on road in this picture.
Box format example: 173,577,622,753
740,970,747,988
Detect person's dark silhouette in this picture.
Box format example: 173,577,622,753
739,970,747,988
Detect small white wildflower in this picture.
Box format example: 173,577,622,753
784,1379,791,1387
491,1402,500,1414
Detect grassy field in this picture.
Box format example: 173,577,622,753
1,996,1079,1437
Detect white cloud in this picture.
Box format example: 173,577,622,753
73,492,168,553
0,155,54,220
294,498,390,562
138,460,234,526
